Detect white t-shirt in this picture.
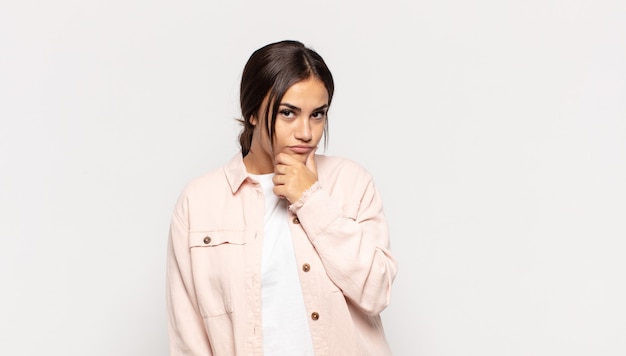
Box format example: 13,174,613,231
251,173,314,356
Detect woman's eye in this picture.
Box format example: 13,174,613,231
312,111,326,120
279,109,294,118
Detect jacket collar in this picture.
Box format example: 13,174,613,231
224,152,251,194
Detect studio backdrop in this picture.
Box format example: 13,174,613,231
1,0,625,355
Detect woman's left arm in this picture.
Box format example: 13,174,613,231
289,173,398,316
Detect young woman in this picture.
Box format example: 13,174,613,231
166,40,397,355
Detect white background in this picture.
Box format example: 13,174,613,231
1,0,625,355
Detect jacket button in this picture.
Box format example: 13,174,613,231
203,236,211,244
311,312,319,321
302,263,311,272
292,217,300,224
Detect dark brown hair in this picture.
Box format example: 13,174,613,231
238,40,335,156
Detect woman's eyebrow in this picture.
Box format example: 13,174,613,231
314,104,329,111
279,103,329,111
279,103,301,111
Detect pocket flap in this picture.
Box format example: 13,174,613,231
189,229,247,248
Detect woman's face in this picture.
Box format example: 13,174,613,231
245,77,329,174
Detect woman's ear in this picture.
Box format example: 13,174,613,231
250,115,258,126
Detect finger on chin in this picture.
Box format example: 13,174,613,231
305,149,318,173
274,152,293,165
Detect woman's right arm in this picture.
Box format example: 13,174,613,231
166,193,213,356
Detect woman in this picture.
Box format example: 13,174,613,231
166,40,397,356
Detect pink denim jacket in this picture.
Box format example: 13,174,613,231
166,153,397,355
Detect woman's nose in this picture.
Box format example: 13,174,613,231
295,118,312,142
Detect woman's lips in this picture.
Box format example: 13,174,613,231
289,145,315,154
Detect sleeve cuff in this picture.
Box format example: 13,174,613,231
289,181,322,213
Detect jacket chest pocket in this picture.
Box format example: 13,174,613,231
188,229,248,317
189,229,247,248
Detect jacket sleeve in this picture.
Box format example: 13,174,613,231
166,192,213,355
289,171,398,316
